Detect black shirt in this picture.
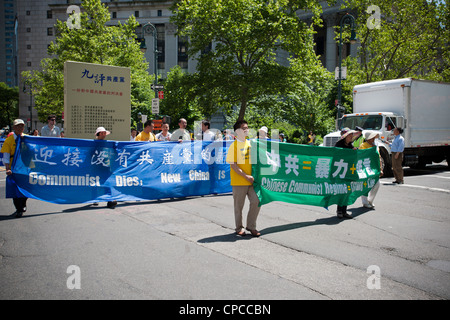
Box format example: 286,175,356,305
335,138,354,149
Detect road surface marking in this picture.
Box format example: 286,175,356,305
430,175,450,180
400,184,450,193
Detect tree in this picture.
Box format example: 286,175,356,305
22,0,153,123
159,66,202,131
224,52,337,141
171,0,327,121
342,0,449,86
0,83,19,130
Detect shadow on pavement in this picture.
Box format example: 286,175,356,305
198,232,253,243
259,207,373,236
259,216,342,236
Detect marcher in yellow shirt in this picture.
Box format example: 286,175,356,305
226,120,261,237
227,139,252,186
1,119,28,217
135,120,156,142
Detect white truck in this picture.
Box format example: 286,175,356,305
323,78,450,176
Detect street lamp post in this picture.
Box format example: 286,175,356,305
140,22,158,99
22,81,33,133
337,13,357,126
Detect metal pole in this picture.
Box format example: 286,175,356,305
142,22,158,98
29,83,32,132
337,13,356,126
338,25,343,121
23,81,33,133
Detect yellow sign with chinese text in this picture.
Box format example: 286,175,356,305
64,61,131,141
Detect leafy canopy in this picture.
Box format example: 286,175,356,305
342,0,449,85
171,0,328,120
0,82,19,129
22,0,153,123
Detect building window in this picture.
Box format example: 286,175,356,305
47,27,53,36
315,36,325,56
112,12,117,19
26,27,31,33
135,11,139,18
47,10,52,19
26,10,30,16
156,24,165,74
157,10,162,17
27,44,31,49
178,35,189,72
27,62,32,67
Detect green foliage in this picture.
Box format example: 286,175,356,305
224,55,336,143
159,66,202,132
0,82,19,129
342,0,449,86
22,0,153,123
171,0,327,121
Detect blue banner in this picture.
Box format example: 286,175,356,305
9,136,232,204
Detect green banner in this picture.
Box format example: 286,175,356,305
251,140,380,207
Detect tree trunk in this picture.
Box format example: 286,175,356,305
237,87,248,121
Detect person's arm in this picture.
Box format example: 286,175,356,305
1,137,13,175
3,153,12,175
230,163,254,184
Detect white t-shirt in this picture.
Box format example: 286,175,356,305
156,132,172,141
202,130,215,141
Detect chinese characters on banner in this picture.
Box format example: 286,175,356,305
10,136,231,204
9,137,379,208
64,61,131,141
251,140,381,208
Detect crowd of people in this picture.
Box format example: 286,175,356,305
226,121,405,236
2,114,404,237
1,114,295,144
1,114,65,138
130,118,237,142
333,125,404,220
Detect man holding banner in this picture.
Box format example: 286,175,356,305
226,120,261,237
251,128,380,217
5,121,380,225
1,119,28,217
334,129,357,219
94,126,117,209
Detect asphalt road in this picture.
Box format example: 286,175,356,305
0,163,449,300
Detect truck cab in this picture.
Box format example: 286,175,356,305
323,78,450,176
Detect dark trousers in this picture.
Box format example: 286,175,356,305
13,197,27,212
337,205,347,214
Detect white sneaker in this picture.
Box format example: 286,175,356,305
363,203,374,209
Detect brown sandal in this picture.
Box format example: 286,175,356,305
246,228,261,237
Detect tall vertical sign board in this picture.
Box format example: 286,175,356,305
64,61,131,141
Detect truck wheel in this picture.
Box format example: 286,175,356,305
380,148,393,177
